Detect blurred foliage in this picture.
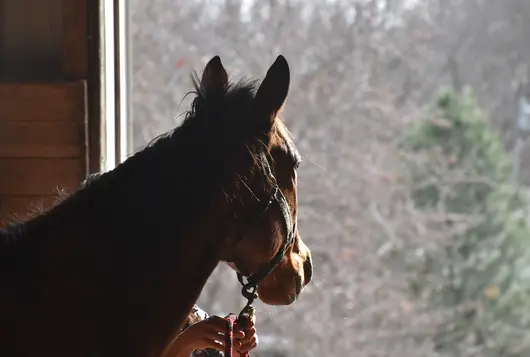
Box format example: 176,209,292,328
403,88,530,356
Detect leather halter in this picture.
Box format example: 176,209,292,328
236,149,298,306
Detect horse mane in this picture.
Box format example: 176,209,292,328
4,75,262,228
0,70,298,254
0,73,299,249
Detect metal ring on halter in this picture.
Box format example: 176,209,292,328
241,283,258,305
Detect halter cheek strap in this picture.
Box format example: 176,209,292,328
236,149,298,306
226,149,297,357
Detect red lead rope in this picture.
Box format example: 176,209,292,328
224,314,244,357
224,305,255,357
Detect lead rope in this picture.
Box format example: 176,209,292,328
224,304,256,357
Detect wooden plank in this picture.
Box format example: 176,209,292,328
62,0,88,78
0,82,86,122
0,0,62,81
0,195,58,226
0,121,83,158
0,146,81,158
0,158,83,196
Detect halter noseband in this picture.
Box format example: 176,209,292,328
236,149,298,306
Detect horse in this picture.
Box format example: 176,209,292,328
0,55,312,357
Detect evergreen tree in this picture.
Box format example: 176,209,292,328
403,88,530,356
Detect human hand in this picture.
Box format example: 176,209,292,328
178,315,246,353
233,319,259,355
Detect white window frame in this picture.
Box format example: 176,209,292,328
99,0,132,172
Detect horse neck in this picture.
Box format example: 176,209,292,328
95,152,232,356
0,192,87,278
0,138,234,356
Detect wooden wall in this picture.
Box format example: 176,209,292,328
0,0,97,226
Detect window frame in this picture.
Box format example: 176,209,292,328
98,0,132,172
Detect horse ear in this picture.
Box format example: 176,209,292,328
255,55,290,129
201,55,228,92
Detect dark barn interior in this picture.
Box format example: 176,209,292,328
0,0,126,226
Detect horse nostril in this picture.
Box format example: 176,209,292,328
295,276,302,296
303,256,313,284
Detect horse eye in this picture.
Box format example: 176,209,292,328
293,160,301,170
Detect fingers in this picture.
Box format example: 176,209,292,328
235,318,256,330
199,316,233,337
188,314,257,353
237,335,258,353
203,315,230,332
232,339,243,350
203,316,246,347
235,326,256,343
232,326,246,340
203,335,247,352
199,338,225,351
236,327,259,353
207,316,246,338
203,330,226,343
234,320,254,337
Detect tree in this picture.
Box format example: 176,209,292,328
402,88,530,357
131,0,530,356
